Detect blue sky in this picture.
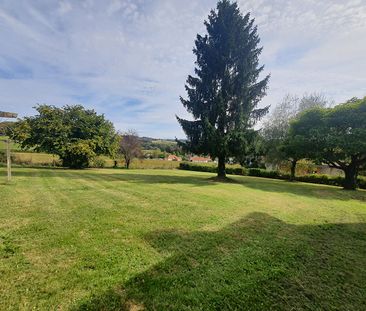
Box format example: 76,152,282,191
1,0,365,138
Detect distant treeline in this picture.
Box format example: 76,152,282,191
139,137,182,154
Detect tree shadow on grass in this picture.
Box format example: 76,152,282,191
236,176,366,202
73,212,366,311
12,168,366,202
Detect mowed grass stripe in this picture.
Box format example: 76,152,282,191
74,170,233,229
0,168,366,310
0,169,163,309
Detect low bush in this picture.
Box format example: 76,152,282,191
277,159,317,176
247,168,281,179
226,166,247,176
179,163,246,176
179,162,217,173
359,178,366,189
296,174,341,186
90,157,106,168
296,175,365,189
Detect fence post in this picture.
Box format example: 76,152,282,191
7,139,11,182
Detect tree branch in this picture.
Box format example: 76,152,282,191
324,159,343,169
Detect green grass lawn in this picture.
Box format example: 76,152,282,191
1,168,366,310
1,151,181,169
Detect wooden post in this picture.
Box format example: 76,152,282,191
6,139,11,182
0,111,18,182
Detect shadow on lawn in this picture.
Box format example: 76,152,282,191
237,176,366,202
12,169,366,202
73,212,366,311
117,172,365,202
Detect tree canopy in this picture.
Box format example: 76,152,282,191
289,97,366,189
177,0,269,178
10,105,117,169
262,93,331,179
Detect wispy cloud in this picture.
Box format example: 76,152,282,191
0,0,365,137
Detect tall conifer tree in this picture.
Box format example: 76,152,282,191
177,0,269,178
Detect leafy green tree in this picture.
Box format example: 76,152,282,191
10,105,117,168
0,121,15,136
177,0,269,178
263,93,331,180
281,133,309,181
290,97,366,190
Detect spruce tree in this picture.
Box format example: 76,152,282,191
177,0,269,178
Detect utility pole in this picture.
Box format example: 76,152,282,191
0,111,18,182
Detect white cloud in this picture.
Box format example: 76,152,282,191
0,0,365,138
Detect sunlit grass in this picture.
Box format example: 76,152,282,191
0,168,365,310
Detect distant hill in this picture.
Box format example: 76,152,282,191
139,137,179,153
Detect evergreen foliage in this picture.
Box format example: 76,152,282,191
177,0,269,178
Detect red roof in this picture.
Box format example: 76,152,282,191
190,156,211,162
167,155,182,161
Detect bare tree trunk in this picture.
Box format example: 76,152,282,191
343,164,358,190
125,157,130,169
290,159,297,181
217,155,226,179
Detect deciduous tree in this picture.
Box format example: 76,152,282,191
263,93,331,180
289,97,366,190
119,130,142,169
10,105,117,168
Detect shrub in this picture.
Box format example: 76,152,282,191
359,178,366,189
296,174,333,185
90,157,106,168
278,159,317,176
179,163,246,176
247,168,281,179
226,167,247,176
295,175,366,190
179,162,217,173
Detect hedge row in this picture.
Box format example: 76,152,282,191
179,163,366,189
178,162,246,176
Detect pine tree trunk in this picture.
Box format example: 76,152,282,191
343,164,358,190
217,155,226,178
290,159,297,181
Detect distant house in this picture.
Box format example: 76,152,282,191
190,156,211,163
167,154,182,161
